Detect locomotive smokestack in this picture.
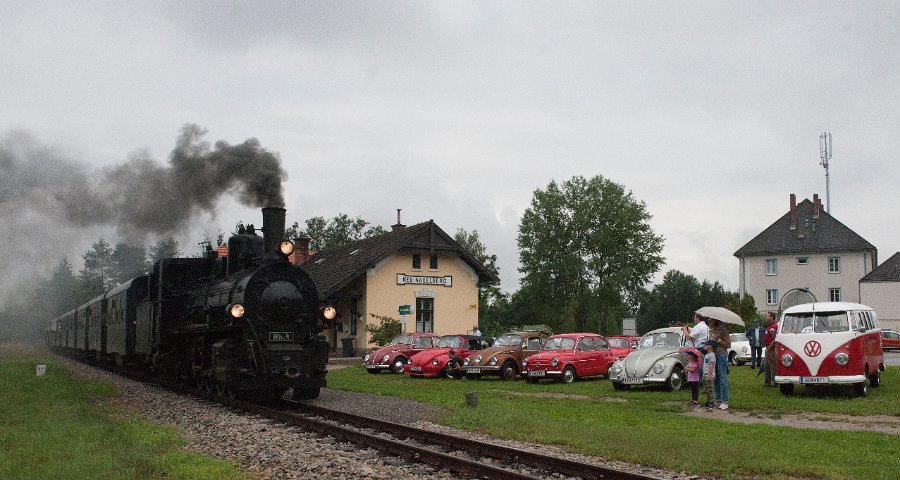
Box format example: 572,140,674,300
262,207,286,253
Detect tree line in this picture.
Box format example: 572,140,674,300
1,173,757,345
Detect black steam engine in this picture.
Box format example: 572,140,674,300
48,208,334,402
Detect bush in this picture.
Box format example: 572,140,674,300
365,314,402,346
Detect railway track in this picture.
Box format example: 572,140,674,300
217,396,661,480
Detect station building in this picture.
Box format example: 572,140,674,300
295,219,498,357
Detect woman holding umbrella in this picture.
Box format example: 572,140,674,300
708,318,732,409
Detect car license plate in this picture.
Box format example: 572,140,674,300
268,332,294,342
528,370,546,377
622,378,644,385
409,366,422,372
468,368,481,374
800,376,829,384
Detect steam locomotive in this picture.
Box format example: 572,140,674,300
47,207,335,402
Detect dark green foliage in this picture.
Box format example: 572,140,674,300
453,228,506,334
365,314,403,346
636,269,729,333
147,238,180,265
111,243,148,284
285,214,386,251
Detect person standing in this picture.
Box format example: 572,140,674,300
473,325,482,336
746,318,764,369
708,318,731,410
682,314,709,349
684,350,701,406
761,311,778,387
701,342,717,409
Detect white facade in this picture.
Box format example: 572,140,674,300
860,282,900,331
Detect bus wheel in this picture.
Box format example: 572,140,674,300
854,381,869,397
779,383,794,395
869,370,881,388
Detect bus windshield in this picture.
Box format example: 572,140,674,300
782,311,849,334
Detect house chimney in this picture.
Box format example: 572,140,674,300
789,194,797,230
391,208,406,232
291,236,311,265
813,194,820,218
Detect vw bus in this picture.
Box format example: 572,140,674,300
775,302,884,397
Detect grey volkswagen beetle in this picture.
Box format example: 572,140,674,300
609,327,686,391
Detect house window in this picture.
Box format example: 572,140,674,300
828,257,840,273
429,254,438,270
766,289,778,305
765,259,777,276
796,256,809,265
412,253,421,270
416,297,434,332
829,288,841,302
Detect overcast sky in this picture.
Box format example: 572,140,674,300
2,1,899,299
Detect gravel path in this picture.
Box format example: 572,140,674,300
57,357,709,480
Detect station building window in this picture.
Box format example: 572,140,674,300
412,253,421,270
416,297,434,332
429,254,438,270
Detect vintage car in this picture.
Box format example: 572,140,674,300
405,335,494,378
728,333,752,366
606,335,637,359
462,330,549,380
521,333,617,383
362,332,439,374
609,327,686,391
881,329,900,351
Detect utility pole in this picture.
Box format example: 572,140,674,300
819,132,832,214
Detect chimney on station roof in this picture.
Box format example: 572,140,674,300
391,208,406,232
813,193,820,218
290,236,311,265
789,194,797,230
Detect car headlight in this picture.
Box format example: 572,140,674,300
551,358,558,367
612,362,623,374
653,362,664,374
463,358,470,366
489,357,498,366
383,354,390,363
363,354,370,362
522,359,528,367
781,354,793,367
432,358,439,366
473,355,483,364
835,352,849,366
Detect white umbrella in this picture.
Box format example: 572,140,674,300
695,306,744,326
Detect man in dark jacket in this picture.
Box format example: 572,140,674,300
746,318,765,369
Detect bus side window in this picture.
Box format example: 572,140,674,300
849,312,860,331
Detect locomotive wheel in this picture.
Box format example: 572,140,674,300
202,378,215,398
215,381,228,398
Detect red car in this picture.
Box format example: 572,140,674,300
881,329,900,351
606,335,637,359
405,335,493,378
362,333,439,374
522,333,617,383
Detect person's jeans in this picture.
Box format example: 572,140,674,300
750,345,762,368
714,353,729,402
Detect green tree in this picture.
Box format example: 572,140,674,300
148,238,181,265
724,292,758,327
79,239,115,300
453,227,506,332
286,214,386,250
111,243,147,284
517,175,665,334
365,314,402,346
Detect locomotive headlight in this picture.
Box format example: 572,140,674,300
279,241,295,255
550,358,558,367
489,357,498,366
653,362,664,374
781,354,793,367
322,306,337,320
228,303,245,318
835,352,850,366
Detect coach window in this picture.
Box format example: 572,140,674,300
412,253,421,270
416,297,434,333
429,254,438,270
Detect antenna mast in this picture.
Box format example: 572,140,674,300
819,132,832,214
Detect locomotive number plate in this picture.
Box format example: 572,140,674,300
800,376,829,384
269,332,294,342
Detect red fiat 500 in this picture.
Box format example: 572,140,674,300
606,335,636,359
522,333,617,384
405,335,494,378
362,333,439,374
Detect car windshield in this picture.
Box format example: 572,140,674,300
782,312,849,334
388,335,414,346
729,333,743,343
413,337,433,348
437,336,463,348
639,331,682,348
543,337,576,350
607,337,630,348
494,334,521,347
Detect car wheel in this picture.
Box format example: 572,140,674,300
869,370,881,388
391,358,406,374
500,361,518,381
729,351,738,366
854,380,869,397
612,382,629,391
560,366,576,384
366,368,381,374
779,383,794,395
665,367,683,391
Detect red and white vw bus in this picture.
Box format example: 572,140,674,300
775,302,885,397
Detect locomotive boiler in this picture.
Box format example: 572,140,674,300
49,207,335,402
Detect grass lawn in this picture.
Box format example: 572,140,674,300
329,363,900,479
0,346,249,480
